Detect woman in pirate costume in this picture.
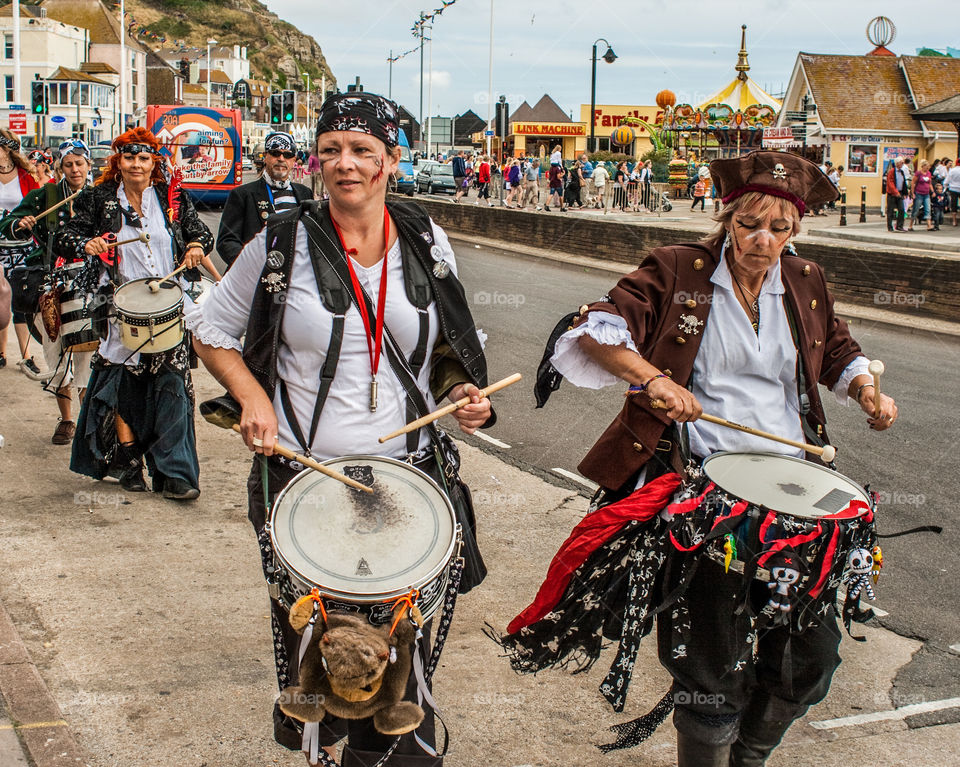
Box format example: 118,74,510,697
0,139,95,444
190,91,494,765
497,152,899,767
57,127,217,500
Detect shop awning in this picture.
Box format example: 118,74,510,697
912,94,960,157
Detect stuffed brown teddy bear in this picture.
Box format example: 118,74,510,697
278,601,425,736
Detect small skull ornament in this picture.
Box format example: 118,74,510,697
846,547,876,602
772,163,788,179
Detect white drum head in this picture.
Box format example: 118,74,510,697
271,456,456,601
114,277,183,315
185,277,215,306
702,452,870,518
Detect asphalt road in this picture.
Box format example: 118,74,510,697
198,209,960,710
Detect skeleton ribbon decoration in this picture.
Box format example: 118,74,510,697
845,547,875,602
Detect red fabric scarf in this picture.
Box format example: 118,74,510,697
507,472,682,634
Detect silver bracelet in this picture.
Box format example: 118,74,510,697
855,382,875,404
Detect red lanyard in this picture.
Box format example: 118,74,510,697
330,206,390,411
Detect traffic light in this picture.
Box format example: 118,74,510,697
31,80,47,115
269,93,282,125
282,90,296,123
495,97,509,138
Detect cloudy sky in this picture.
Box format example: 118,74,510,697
264,1,955,121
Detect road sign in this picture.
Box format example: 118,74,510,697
7,113,26,134
9,104,24,110
484,129,494,136
51,115,66,124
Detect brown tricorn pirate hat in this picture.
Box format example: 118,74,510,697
709,151,839,218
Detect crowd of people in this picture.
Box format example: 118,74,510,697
885,155,960,232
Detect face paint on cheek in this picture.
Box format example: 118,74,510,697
744,229,774,241
371,154,384,184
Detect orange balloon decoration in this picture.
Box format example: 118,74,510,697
611,125,636,147
656,89,676,109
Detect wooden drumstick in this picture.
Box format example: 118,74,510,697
868,360,885,419
378,372,522,443
112,231,152,247
230,424,373,494
648,398,836,462
15,189,83,229
148,263,188,293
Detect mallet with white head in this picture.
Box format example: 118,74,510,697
868,360,885,419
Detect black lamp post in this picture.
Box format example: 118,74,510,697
589,38,617,153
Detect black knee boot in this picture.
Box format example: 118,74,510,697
730,696,806,767
676,732,731,767
117,442,146,492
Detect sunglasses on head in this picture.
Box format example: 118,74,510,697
268,150,296,159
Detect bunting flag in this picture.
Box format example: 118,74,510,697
411,0,461,36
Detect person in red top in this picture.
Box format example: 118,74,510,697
27,149,55,185
475,154,492,206
0,128,41,372
885,157,907,232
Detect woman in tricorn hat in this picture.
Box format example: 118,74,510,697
503,151,899,767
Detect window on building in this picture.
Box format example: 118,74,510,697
79,83,89,106
4,34,13,60
4,75,13,102
597,138,610,152
847,144,879,174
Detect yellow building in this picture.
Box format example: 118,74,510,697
578,104,664,157
778,50,960,208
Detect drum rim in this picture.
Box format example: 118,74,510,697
702,450,871,517
269,454,459,605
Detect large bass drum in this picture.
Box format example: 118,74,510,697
56,264,100,352
267,455,460,625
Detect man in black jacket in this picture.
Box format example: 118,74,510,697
216,131,312,268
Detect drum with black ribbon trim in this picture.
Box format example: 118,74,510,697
55,263,100,352
267,455,461,625
0,238,34,271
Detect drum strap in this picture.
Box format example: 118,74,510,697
783,298,829,457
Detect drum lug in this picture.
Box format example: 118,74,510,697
267,579,281,602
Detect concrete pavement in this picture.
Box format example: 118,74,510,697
1,338,959,766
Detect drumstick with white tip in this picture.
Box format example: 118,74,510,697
148,263,188,293
15,189,83,230
648,398,837,462
229,424,373,494
378,373,522,443
868,360,885,419
110,231,151,247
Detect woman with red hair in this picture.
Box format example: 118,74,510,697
57,127,217,501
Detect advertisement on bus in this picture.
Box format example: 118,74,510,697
146,105,243,204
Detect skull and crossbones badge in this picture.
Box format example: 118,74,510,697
261,272,287,293
678,314,704,335
772,163,788,179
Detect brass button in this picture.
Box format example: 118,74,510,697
685,299,697,309
663,369,672,377
813,339,822,348
632,442,644,453
579,304,589,315
810,299,817,309
675,336,686,345
802,264,811,276
693,258,704,271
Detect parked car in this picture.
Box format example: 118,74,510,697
415,163,457,195
89,145,113,181
394,129,415,196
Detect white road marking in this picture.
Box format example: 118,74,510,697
472,431,511,449
810,696,960,729
950,643,960,654
552,468,599,491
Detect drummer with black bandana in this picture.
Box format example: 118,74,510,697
216,130,313,270
191,90,495,765
56,127,218,501
501,152,899,767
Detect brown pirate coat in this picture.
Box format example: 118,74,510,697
575,239,862,491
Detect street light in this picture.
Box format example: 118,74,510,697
206,38,218,108
589,38,617,153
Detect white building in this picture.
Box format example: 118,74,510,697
209,44,249,85
0,7,115,145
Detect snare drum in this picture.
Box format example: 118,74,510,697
184,276,215,306
673,452,875,595
0,238,34,271
55,264,100,352
267,455,461,624
113,277,184,353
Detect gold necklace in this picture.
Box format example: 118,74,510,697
730,265,761,334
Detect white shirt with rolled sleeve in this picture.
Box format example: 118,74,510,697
187,218,461,460
551,245,869,461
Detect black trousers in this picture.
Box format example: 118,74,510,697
656,558,842,745
886,193,905,230
247,458,442,766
